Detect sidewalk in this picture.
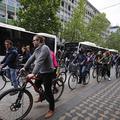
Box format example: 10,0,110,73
38,78,120,120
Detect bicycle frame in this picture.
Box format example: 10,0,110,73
20,76,40,93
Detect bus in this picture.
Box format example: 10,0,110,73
37,33,58,54
0,22,58,55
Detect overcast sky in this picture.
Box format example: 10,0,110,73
88,0,120,26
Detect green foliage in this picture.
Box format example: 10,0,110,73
16,0,61,35
61,0,86,42
61,0,110,45
107,28,120,52
85,13,110,44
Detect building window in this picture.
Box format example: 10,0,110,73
68,5,71,11
61,1,64,7
72,0,74,3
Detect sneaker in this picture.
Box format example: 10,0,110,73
108,77,111,81
9,91,18,96
44,110,54,119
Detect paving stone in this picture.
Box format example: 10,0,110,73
55,79,120,120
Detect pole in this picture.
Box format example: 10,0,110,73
14,0,17,20
5,0,8,23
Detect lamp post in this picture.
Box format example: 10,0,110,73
14,0,17,20
5,0,8,23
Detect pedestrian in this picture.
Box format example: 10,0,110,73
0,39,19,91
21,35,55,119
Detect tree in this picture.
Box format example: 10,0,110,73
61,0,86,42
107,28,120,52
16,0,61,35
85,13,110,45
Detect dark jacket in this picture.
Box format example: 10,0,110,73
73,53,87,66
1,47,18,68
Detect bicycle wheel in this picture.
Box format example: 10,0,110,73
59,72,67,83
52,78,64,102
116,66,120,79
92,68,97,78
96,71,102,83
68,73,78,90
85,72,90,84
0,88,33,120
0,75,7,91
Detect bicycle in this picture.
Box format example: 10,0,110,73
0,67,31,91
0,71,64,120
96,63,108,83
92,65,97,79
116,65,120,78
58,60,68,83
0,68,11,91
68,63,90,90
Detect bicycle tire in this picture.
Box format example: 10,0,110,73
96,71,102,83
0,75,7,91
52,78,64,102
85,72,90,84
59,72,67,83
116,66,120,79
0,88,33,120
92,68,97,78
68,73,78,90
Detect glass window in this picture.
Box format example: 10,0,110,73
68,5,71,11
61,1,64,7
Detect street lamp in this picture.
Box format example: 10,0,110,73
5,0,8,23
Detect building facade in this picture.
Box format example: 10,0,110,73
109,26,119,33
0,0,20,24
0,0,100,24
0,0,111,38
57,0,100,25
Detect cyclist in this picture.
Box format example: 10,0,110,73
21,35,55,119
99,51,112,81
50,50,59,78
73,48,87,85
0,40,19,90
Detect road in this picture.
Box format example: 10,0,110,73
0,67,119,120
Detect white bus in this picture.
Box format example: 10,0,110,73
0,22,57,55
37,33,58,54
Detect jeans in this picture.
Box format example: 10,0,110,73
6,67,18,88
79,65,87,83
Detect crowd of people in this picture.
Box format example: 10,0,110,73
56,46,120,84
0,36,120,119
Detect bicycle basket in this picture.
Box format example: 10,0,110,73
69,63,78,73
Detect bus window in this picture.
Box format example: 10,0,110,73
0,23,57,56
